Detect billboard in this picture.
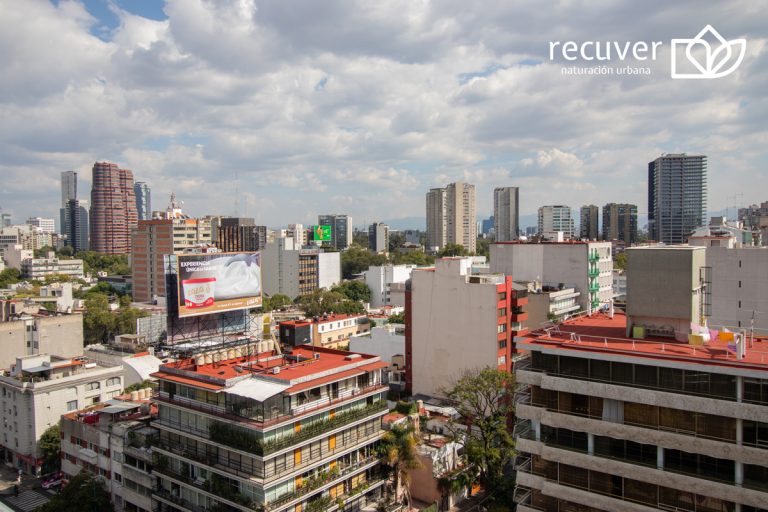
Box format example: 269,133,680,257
312,225,332,241
173,252,262,318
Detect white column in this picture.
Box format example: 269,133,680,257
657,445,664,470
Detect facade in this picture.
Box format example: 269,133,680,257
368,222,389,254
490,241,613,314
90,162,139,254
61,397,156,512
648,153,707,244
538,205,575,239
513,311,768,512
0,313,84,370
20,252,85,279
61,171,78,210
216,217,267,252
0,354,124,474
349,325,406,389
739,201,768,245
262,238,341,299
318,214,353,251
494,187,520,242
63,199,90,252
522,284,581,329
363,264,415,308
151,345,389,512
26,217,55,233
579,205,599,240
311,314,370,350
426,188,447,251
134,181,152,221
602,203,638,245
131,218,213,303
406,257,526,396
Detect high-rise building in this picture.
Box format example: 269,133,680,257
426,187,447,251
481,216,494,236
151,346,389,512
63,199,89,252
261,237,341,299
406,257,526,396
131,215,212,302
494,187,520,242
89,162,138,254
60,171,77,208
602,202,638,244
134,181,151,221
579,205,599,240
0,213,11,229
648,153,707,244
538,205,574,238
216,217,267,252
25,217,55,233
59,170,86,241
368,222,389,253
318,214,353,250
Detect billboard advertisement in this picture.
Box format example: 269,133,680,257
173,252,262,318
312,225,332,241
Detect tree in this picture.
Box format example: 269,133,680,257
443,368,515,501
389,250,434,266
614,252,627,270
262,294,292,312
34,245,56,258
38,471,114,512
57,245,74,257
388,311,406,324
38,424,61,473
297,289,365,317
437,244,468,257
388,232,406,252
76,251,130,276
83,294,116,344
341,245,387,278
352,231,369,249
332,281,372,302
0,268,22,288
379,424,421,507
475,238,490,259
124,380,154,393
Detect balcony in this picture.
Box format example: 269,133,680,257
588,252,599,263
588,268,599,278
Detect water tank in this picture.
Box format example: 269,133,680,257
130,391,139,401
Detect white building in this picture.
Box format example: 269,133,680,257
26,217,55,233
490,241,613,313
349,325,406,386
84,344,162,388
537,205,575,239
20,252,85,280
364,264,415,308
0,354,124,474
262,237,341,299
368,222,390,253
0,313,84,370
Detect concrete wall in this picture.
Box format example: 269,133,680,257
349,327,405,363
262,239,300,299
0,314,84,370
706,246,768,332
410,259,499,397
364,265,414,308
317,252,341,291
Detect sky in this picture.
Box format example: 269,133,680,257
0,0,766,230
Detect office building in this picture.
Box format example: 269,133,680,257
513,308,768,511
602,203,638,245
0,354,124,474
579,205,599,240
61,396,156,512
63,199,90,252
151,345,389,512
262,237,341,299
216,217,267,252
426,188,447,251
134,181,151,221
406,257,527,396
538,205,575,239
481,216,494,237
368,222,389,253
648,153,707,244
491,241,613,314
286,223,307,247
26,217,55,233
318,214,353,250
61,170,78,209
131,216,212,303
494,187,520,242
90,162,138,254
364,264,415,308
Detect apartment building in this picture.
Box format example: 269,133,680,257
406,257,527,396
363,264,415,308
0,354,124,474
490,241,613,314
90,162,138,254
151,345,389,512
648,153,707,244
318,215,353,251
579,205,599,241
0,313,83,370
368,222,389,254
602,203,638,245
538,206,575,239
512,310,768,512
61,395,156,512
262,238,341,299
216,217,268,252
494,187,520,242
426,183,477,253
311,314,370,350
18,251,85,279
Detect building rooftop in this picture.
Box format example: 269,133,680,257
518,312,768,371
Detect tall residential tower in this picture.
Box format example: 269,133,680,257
648,154,707,244
494,187,520,242
89,162,138,254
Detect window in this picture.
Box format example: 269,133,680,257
66,400,78,412
86,382,100,391
498,308,507,317
498,355,506,366
497,323,507,333
498,340,507,349
106,377,120,387
498,292,507,301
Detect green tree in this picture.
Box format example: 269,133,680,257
332,281,372,302
262,294,292,312
388,232,406,252
614,252,627,270
57,245,75,257
0,268,22,288
43,273,72,284
76,251,130,276
298,289,365,317
34,245,56,258
475,238,490,259
124,380,154,393
352,231,370,249
38,424,61,473
38,471,114,512
437,243,468,257
341,245,387,278
387,311,406,324
83,294,116,344
443,368,515,502
379,424,421,507
389,250,434,266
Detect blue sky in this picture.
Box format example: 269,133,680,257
1,1,766,229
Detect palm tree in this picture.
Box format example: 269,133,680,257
379,424,421,508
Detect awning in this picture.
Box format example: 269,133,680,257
224,378,290,402
100,403,141,414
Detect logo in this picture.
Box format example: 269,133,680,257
671,25,746,79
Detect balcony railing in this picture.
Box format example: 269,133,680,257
154,488,208,512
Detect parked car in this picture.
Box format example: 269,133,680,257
41,471,64,490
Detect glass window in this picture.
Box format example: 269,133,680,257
66,400,78,412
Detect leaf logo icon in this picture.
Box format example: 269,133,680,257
671,25,746,79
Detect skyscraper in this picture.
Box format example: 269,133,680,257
318,214,353,250
602,203,638,245
215,217,267,252
648,153,707,244
65,199,89,252
134,181,151,221
494,187,520,242
368,222,389,253
579,205,599,240
426,187,447,251
60,171,77,209
538,205,574,238
89,162,138,254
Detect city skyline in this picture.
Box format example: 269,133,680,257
0,1,765,227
